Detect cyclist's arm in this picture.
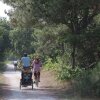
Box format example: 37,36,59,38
31,60,35,68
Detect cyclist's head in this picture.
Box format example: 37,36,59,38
24,53,27,57
34,56,40,61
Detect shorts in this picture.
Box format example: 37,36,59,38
34,71,40,77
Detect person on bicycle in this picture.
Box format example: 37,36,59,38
20,53,32,79
13,60,18,66
32,57,42,82
21,53,31,68
13,60,18,70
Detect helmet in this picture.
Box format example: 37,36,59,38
24,53,27,57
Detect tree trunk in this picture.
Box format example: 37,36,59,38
72,43,76,69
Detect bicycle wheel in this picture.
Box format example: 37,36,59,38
20,81,21,89
35,79,39,87
14,66,17,71
32,80,33,90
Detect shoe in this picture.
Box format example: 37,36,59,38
38,78,40,82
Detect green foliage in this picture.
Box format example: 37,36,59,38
6,0,100,27
44,57,82,80
0,18,11,62
1,0,100,97
0,62,6,71
3,0,100,68
32,24,70,61
4,50,19,60
76,26,100,68
9,27,34,55
44,58,58,70
75,69,92,96
0,18,11,52
58,67,81,81
56,64,82,80
74,62,100,96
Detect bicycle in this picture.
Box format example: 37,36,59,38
34,71,40,87
20,67,33,90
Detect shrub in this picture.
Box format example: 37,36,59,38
57,65,82,80
44,58,58,70
74,62,100,96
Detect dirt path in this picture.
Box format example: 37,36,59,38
0,63,69,100
1,63,99,100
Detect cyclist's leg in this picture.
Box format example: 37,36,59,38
34,72,37,82
21,71,23,79
37,72,40,82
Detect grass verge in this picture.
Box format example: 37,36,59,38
0,61,8,72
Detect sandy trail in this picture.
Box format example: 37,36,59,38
1,63,99,100
1,63,68,100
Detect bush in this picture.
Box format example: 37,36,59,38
44,58,58,70
57,65,82,80
44,57,100,97
74,69,92,96
0,62,6,71
44,57,82,80
74,62,100,96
